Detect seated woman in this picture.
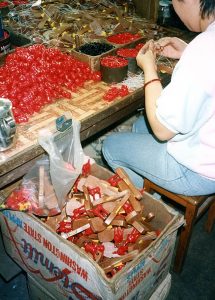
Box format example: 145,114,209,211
102,0,215,195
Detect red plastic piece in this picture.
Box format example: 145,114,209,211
0,1,9,7
87,186,101,200
125,228,141,245
57,220,72,233
82,159,91,177
90,204,109,220
107,174,122,187
114,227,124,244
123,201,133,214
72,205,87,219
114,245,128,255
83,227,94,236
73,177,80,193
84,242,104,260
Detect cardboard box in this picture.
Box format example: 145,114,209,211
0,165,183,300
70,40,117,71
150,273,171,300
71,37,146,71
27,272,171,300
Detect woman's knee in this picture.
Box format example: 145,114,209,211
102,134,118,160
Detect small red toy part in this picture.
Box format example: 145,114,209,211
72,205,87,219
125,228,141,245
90,204,109,220
87,186,101,200
57,220,72,233
114,227,124,244
114,245,128,255
84,242,104,261
73,177,80,193
82,159,91,177
103,85,129,102
123,201,133,214
13,0,28,4
107,174,122,187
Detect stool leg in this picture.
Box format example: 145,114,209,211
144,180,154,194
174,203,198,273
205,200,215,233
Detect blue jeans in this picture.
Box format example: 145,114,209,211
102,115,215,195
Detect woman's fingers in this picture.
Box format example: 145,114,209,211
156,37,172,47
141,39,154,53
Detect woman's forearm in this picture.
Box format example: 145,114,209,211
144,70,175,141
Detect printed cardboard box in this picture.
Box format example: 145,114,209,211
0,165,183,300
27,272,172,300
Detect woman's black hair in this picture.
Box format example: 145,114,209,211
200,0,215,18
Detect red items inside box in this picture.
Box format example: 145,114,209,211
107,32,141,44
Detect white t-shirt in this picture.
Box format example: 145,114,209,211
156,21,215,180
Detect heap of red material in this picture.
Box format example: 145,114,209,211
107,32,141,44
135,43,145,51
0,1,9,8
12,0,28,4
0,44,101,123
117,48,139,58
103,85,129,102
49,163,160,278
100,55,128,68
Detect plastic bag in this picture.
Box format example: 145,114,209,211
38,118,85,211
1,156,61,216
1,118,89,216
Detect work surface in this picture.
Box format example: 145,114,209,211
0,80,144,192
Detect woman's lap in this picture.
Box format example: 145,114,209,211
102,116,215,195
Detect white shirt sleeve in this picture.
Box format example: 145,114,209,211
156,32,214,138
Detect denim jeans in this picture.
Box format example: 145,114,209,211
102,115,215,195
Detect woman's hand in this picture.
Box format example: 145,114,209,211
136,40,157,74
155,37,188,59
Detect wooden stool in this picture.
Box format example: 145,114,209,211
205,200,215,233
144,178,215,273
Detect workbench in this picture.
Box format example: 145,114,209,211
0,80,144,199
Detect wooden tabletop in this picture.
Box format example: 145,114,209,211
0,80,144,189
